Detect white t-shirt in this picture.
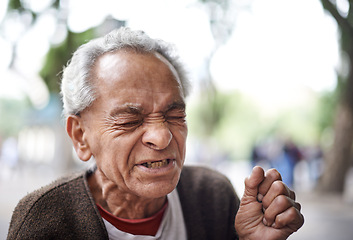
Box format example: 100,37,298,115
102,189,187,240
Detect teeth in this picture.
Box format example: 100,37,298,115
142,159,169,169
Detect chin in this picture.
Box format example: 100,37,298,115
134,179,179,199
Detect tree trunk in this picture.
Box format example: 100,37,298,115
318,53,353,193
318,101,353,193
318,0,353,193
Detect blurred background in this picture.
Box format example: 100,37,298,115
0,0,353,239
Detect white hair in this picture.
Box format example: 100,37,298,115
60,27,190,118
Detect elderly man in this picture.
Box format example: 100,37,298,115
7,27,303,239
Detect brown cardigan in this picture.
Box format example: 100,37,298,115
7,166,240,239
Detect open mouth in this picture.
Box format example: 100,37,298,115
140,159,171,169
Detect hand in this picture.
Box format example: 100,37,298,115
234,166,304,240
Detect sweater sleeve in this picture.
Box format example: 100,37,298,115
177,166,240,240
7,173,108,240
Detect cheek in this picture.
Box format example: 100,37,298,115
178,123,188,141
92,132,138,169
95,140,134,187
112,132,146,169
172,125,188,151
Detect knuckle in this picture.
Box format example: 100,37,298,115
274,194,289,207
262,198,270,209
275,206,299,228
264,208,275,221
272,180,287,194
275,215,285,227
267,168,282,180
287,206,299,219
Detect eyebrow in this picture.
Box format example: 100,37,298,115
109,100,186,118
166,101,186,112
109,104,143,118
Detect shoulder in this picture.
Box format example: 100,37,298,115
179,165,234,191
15,171,86,211
7,169,104,239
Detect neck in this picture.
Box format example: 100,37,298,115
88,169,166,219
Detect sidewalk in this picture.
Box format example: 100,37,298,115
1,161,353,240
289,192,353,240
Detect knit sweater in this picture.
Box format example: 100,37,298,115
7,165,240,239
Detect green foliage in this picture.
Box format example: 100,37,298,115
0,98,30,137
8,0,23,11
39,29,96,93
271,102,321,144
6,0,97,93
187,89,328,160
187,90,263,159
189,89,231,136
53,0,60,9
316,89,338,133
7,0,37,21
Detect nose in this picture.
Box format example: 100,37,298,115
142,121,173,150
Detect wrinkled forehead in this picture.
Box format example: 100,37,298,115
152,52,183,87
90,50,185,108
92,49,182,89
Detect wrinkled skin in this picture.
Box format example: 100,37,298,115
235,166,304,239
66,51,188,218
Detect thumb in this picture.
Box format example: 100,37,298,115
243,166,265,201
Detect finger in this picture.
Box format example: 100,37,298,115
271,206,304,231
258,168,282,198
262,181,293,209
263,195,299,227
243,166,265,201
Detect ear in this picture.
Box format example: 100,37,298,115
66,115,92,161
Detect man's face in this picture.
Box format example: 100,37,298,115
79,50,187,199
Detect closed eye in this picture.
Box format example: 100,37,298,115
166,114,186,124
117,119,143,130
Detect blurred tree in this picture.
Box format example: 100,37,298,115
318,0,353,193
40,29,96,93
40,15,125,92
196,0,251,137
5,0,124,93
0,99,29,137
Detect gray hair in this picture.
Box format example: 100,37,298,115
60,27,190,118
